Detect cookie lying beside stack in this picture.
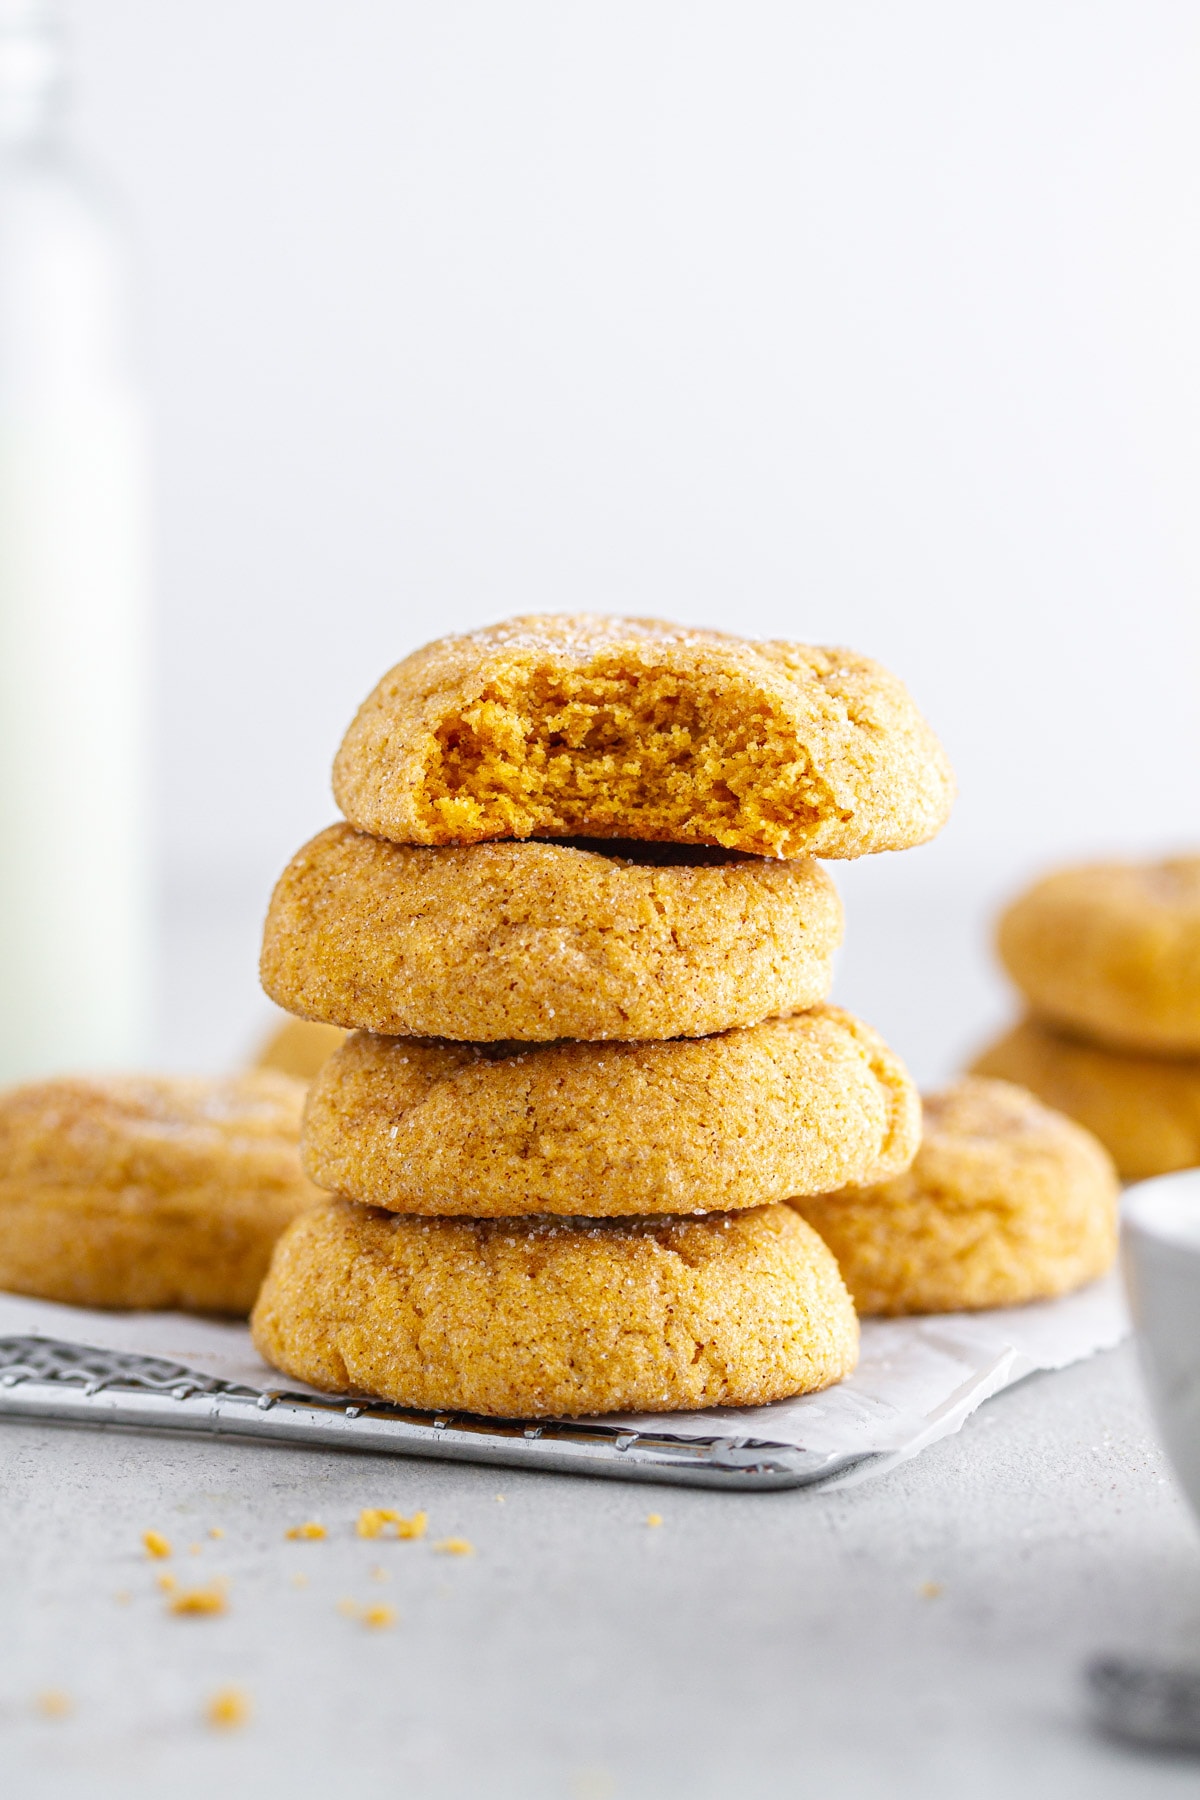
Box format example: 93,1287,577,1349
972,856,1200,1179
253,614,956,1416
0,1072,320,1313
793,1076,1119,1315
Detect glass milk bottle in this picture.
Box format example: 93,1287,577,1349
0,0,151,1082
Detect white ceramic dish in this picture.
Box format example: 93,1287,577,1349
1122,1169,1200,1522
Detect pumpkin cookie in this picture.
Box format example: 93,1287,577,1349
971,1017,1200,1182
301,1005,919,1217
0,1072,321,1313
261,824,842,1042
255,1015,347,1080
792,1077,1118,1316
997,856,1200,1055
251,1197,858,1416
331,615,954,860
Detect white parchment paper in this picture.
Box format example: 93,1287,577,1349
0,1275,1128,1488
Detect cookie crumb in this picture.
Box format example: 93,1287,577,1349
35,1690,72,1719
362,1604,396,1630
206,1687,250,1730
434,1537,474,1557
157,1572,177,1593
645,1514,663,1528
919,1581,943,1600
284,1521,326,1541
495,1495,506,1504
357,1507,426,1540
290,1572,309,1589
208,1527,225,1540
169,1582,228,1617
142,1530,172,1559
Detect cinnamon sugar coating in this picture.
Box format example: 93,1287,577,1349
261,824,842,1041
301,1005,920,1217
331,615,954,860
251,1197,858,1416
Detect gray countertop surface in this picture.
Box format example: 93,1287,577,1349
3,1340,1199,1800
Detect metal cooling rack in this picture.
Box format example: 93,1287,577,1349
0,1334,871,1490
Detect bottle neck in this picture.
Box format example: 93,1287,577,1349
0,0,66,152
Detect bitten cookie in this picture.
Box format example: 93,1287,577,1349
997,856,1200,1055
302,1005,920,1217
792,1077,1118,1316
332,614,954,860
971,1017,1200,1182
261,824,843,1041
255,1015,347,1080
251,1197,859,1416
0,1072,322,1313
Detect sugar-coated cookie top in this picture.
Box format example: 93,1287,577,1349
332,613,955,859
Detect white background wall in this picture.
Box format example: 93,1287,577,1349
68,1,1200,1076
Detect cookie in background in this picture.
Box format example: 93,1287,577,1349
972,1020,1200,1183
254,1014,347,1082
997,855,1200,1056
976,851,1200,1179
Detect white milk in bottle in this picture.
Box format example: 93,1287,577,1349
0,0,151,1081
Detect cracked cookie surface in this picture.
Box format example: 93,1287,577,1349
251,1197,858,1416
261,824,842,1042
301,1004,920,1217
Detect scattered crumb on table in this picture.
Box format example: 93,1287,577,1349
35,1690,72,1719
206,1687,250,1729
646,1514,663,1528
169,1582,229,1617
142,1530,172,1559
434,1537,474,1557
285,1521,326,1541
362,1604,397,1630
357,1508,427,1540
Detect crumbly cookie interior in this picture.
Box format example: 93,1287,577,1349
421,668,834,856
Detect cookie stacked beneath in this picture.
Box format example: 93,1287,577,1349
252,614,956,1417
972,856,1200,1180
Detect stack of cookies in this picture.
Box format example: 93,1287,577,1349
973,856,1200,1182
252,614,956,1418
